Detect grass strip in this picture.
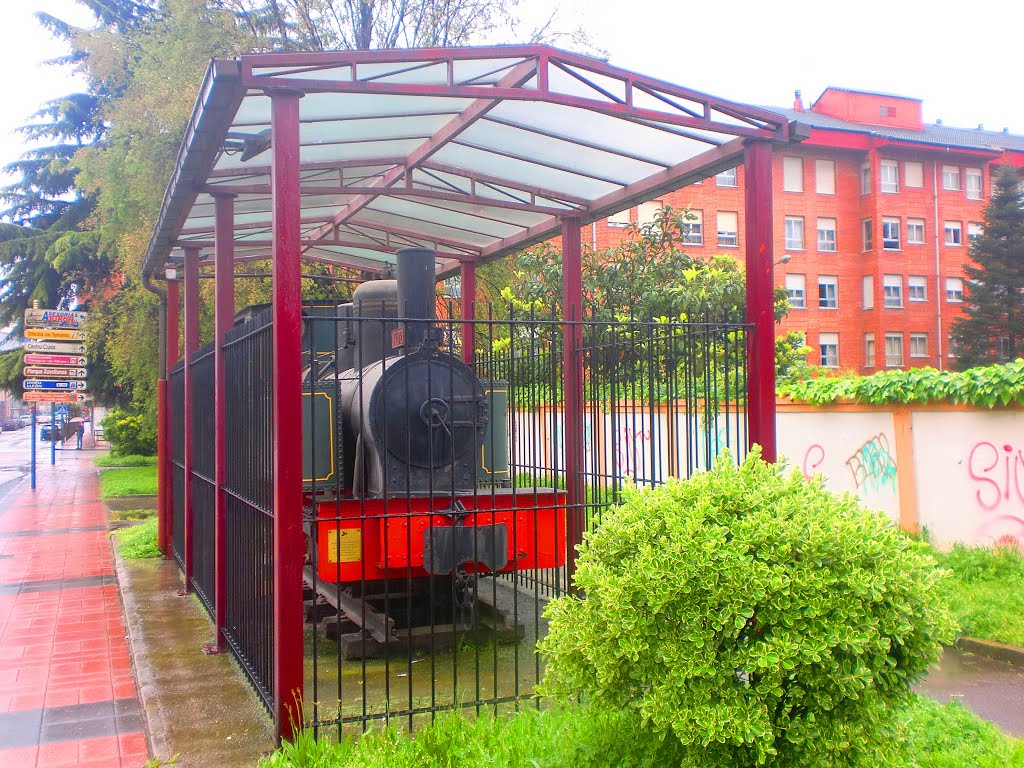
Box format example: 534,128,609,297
111,517,160,559
99,465,158,499
95,453,158,468
933,544,1024,649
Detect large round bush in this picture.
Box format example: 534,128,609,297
540,450,954,767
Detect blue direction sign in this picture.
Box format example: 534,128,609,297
23,379,88,390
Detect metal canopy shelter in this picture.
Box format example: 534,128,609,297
145,45,797,743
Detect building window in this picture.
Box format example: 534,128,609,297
716,211,738,247
885,333,904,367
785,216,804,250
905,161,924,188
910,333,929,358
786,273,806,309
945,277,964,303
681,209,703,245
968,222,983,243
966,168,983,200
815,160,836,194
948,334,959,358
862,218,873,251
883,274,903,308
860,163,871,194
880,160,899,193
945,221,962,246
638,200,663,226
882,217,901,250
942,165,961,191
716,167,738,187
817,218,837,251
907,218,925,245
607,208,630,227
783,156,804,192
862,275,874,309
818,275,838,309
908,275,927,302
865,333,876,367
819,333,839,368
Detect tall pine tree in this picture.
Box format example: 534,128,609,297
951,167,1024,369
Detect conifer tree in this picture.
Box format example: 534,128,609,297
951,167,1024,368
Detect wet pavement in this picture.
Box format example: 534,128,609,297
919,645,1024,737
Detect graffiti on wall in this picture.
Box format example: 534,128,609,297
967,441,1024,546
614,423,653,480
801,444,825,480
845,434,897,494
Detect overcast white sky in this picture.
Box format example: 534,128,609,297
3,0,1024,185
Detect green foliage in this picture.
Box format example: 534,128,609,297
540,450,955,768
258,697,1024,768
99,465,158,499
101,408,157,456
778,359,1024,407
111,517,160,558
932,544,1024,648
951,167,1024,368
95,453,158,467
775,330,815,383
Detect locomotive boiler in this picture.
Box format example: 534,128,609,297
299,247,566,648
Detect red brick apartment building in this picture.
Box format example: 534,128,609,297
594,87,1024,371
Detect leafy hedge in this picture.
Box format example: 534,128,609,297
778,359,1024,407
101,408,157,456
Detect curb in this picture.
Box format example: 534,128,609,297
105,494,158,511
954,637,1024,668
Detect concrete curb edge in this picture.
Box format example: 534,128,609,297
954,637,1024,668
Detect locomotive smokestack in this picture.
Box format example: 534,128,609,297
396,247,437,349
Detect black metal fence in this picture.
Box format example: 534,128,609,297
222,309,275,711
190,344,216,617
301,307,750,737
169,361,185,568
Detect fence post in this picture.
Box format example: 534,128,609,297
164,276,180,557
270,87,305,744
460,260,476,364
561,217,585,592
213,193,235,648
743,141,777,463
182,247,200,592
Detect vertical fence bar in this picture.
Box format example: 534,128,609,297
183,247,200,592
214,193,235,647
743,141,777,463
270,87,305,743
560,217,585,591
460,260,476,364
165,276,180,557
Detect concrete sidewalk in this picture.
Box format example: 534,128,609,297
0,451,148,767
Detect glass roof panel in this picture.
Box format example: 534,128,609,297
251,63,354,81
366,197,532,239
298,139,425,164
353,208,494,248
353,60,449,85
297,92,471,121
299,114,452,144
546,61,627,103
450,57,534,86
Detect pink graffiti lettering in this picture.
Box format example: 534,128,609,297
967,442,1024,511
616,425,652,479
802,444,825,480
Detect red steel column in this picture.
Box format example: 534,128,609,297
156,376,167,554
213,193,235,648
182,248,200,591
270,88,304,743
561,217,585,591
165,277,180,556
744,141,777,463
460,260,476,364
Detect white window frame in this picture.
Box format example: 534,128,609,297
908,275,927,302
818,275,838,309
883,274,903,308
862,275,874,309
607,208,631,227
817,218,837,251
907,218,925,245
637,200,663,226
786,273,807,309
715,167,738,187
943,165,961,191
905,161,924,188
783,156,804,193
815,159,836,195
945,221,962,246
966,168,983,200
882,217,901,250
716,211,738,247
945,277,964,303
819,333,839,369
785,216,805,250
885,333,904,367
880,160,899,193
910,333,929,358
968,222,983,243
681,209,703,245
865,333,876,368
860,163,871,195
862,219,873,251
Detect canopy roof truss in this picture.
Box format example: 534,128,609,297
144,45,796,277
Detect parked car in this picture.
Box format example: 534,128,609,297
1,419,23,431
41,422,77,442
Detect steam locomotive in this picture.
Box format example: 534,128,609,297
299,248,565,631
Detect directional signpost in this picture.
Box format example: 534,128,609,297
22,308,89,484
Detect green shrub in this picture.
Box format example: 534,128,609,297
102,408,157,457
540,449,956,768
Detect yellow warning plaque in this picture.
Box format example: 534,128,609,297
326,528,361,564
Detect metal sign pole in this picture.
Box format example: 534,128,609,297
30,407,36,489
50,403,56,465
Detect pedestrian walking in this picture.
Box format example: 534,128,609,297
76,422,84,450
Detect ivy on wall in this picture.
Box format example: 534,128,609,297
777,359,1024,407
